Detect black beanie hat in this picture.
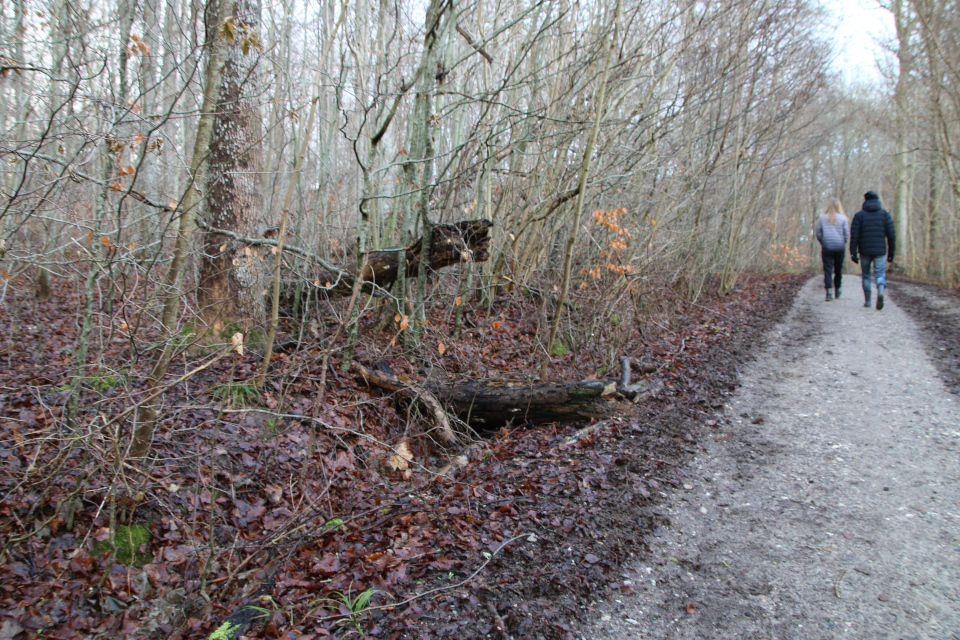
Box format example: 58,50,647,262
864,191,879,201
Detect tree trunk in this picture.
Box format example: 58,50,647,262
197,0,266,340
893,0,913,270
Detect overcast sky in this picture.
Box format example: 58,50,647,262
827,0,896,86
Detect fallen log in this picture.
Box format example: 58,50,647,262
428,379,617,430
319,219,492,297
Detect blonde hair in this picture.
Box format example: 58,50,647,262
824,198,844,225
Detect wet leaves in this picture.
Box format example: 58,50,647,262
0,274,807,639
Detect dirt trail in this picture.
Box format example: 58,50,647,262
586,276,960,639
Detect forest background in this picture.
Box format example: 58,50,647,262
0,0,959,637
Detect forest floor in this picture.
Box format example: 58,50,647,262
2,271,956,639
583,276,960,639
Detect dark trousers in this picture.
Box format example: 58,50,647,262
821,248,844,290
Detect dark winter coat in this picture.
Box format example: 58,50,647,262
850,195,896,260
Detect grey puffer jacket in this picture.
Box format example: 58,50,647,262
851,194,896,260
816,213,849,252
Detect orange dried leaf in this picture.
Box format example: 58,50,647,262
493,321,501,331
438,342,445,355
455,296,462,306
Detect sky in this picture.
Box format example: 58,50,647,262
827,0,897,86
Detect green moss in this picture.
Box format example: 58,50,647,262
87,374,121,392
322,517,345,532
550,340,570,357
209,621,241,640
93,523,152,567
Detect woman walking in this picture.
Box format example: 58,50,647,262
815,198,849,301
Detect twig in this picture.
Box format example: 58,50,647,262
103,346,231,430
486,602,512,639
835,569,846,598
456,24,494,63
307,533,528,623
195,217,348,281
351,362,457,445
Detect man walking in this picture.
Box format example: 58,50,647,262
850,191,896,310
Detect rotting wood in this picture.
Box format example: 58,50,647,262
351,362,457,445
299,218,493,300
428,379,617,430
619,356,660,402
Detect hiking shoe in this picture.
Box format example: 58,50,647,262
877,292,884,310
835,288,841,299
864,292,871,307
826,290,833,301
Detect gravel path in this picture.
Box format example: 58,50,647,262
586,276,960,639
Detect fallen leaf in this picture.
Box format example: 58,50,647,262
438,342,446,355
231,332,244,355
0,619,25,639
686,602,697,614
388,441,413,471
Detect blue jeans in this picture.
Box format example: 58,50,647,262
860,255,886,293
